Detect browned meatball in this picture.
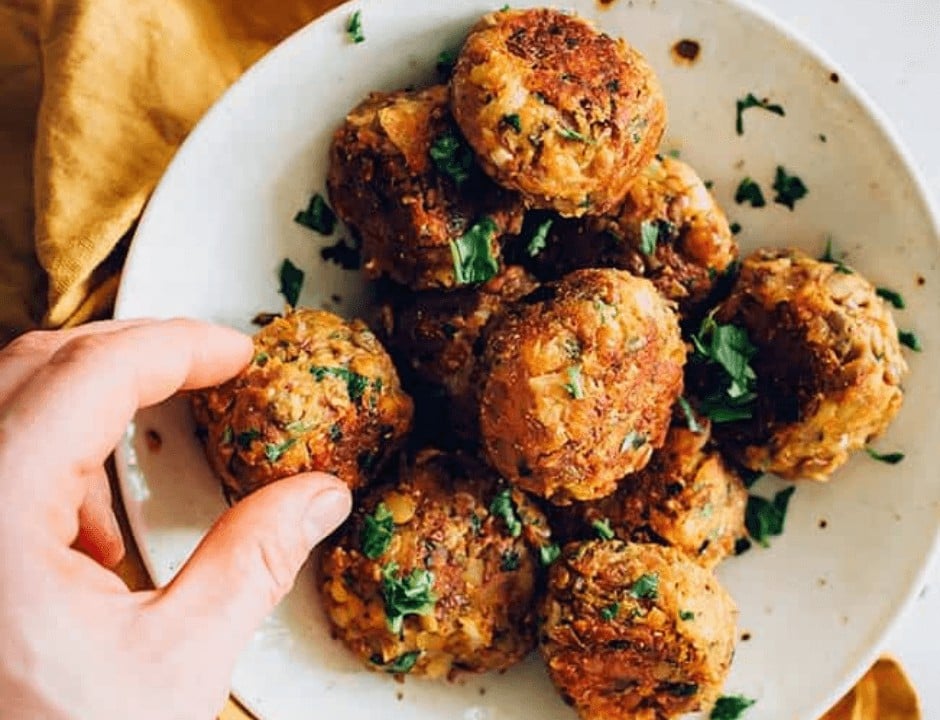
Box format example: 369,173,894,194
540,541,737,720
553,419,747,569
191,309,413,499
327,85,524,290
318,449,552,678
451,8,666,217
479,269,686,505
712,248,908,480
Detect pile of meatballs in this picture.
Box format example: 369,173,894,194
191,8,909,720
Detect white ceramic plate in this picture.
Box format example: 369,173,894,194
114,1,940,718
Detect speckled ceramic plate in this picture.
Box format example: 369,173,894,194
113,1,940,718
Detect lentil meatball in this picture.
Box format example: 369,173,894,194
553,419,747,569
540,541,737,720
479,269,686,505
191,309,413,499
451,8,667,217
327,85,524,290
318,449,552,678
713,248,908,480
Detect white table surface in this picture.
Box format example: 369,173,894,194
750,0,940,714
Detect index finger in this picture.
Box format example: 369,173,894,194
0,319,252,513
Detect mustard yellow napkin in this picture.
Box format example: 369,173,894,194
0,1,923,718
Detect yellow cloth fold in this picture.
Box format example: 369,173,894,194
0,1,924,718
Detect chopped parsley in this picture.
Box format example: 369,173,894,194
527,218,553,257
278,258,304,306
866,447,905,465
294,193,336,235
235,428,261,450
876,287,906,309
380,563,436,634
500,550,521,571
592,518,615,541
711,694,756,719
264,438,297,462
664,682,699,698
253,351,269,365
600,602,620,621
503,113,522,132
730,222,742,235
430,132,474,186
379,651,421,674
819,238,853,274
745,486,796,548
539,543,561,566
691,313,758,423
563,365,585,399
361,502,395,559
490,489,522,538
899,329,922,352
735,93,785,135
328,423,343,442
321,237,361,270
679,609,696,621
678,396,703,433
734,178,766,208
436,48,457,77
557,126,591,143
346,10,365,43
450,217,500,285
621,430,647,453
640,220,660,255
310,365,371,404
772,166,808,210
629,573,659,600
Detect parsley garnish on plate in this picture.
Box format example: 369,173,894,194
235,428,260,450
819,237,853,274
539,543,561,566
640,220,660,255
490,489,522,538
450,217,500,285
620,430,647,453
876,287,906,309
679,609,695,621
376,651,421,674
436,48,458,77
677,396,703,433
600,602,620,621
430,131,475,186
710,694,756,719
592,518,615,541
898,329,922,352
772,166,808,210
310,365,371,404
321,237,361,270
866,447,905,465
294,193,336,235
278,258,304,306
361,502,395,559
527,218,553,257
691,312,758,423
629,573,659,600
346,10,365,43
734,178,766,208
500,550,521,571
735,93,785,135
730,222,742,235
745,486,796,548
557,126,592,143
563,365,585,399
503,113,522,132
380,563,436,633
264,438,297,462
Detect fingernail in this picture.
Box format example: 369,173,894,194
303,486,351,547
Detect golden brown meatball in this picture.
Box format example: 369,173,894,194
540,541,737,720
191,309,413,499
451,8,666,217
713,248,907,480
318,449,552,678
479,269,686,505
553,419,747,569
327,85,524,291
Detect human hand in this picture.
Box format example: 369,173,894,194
0,319,352,720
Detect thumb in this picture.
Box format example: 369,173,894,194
156,472,351,658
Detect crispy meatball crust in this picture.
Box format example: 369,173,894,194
451,9,667,217
479,269,686,505
327,85,524,290
540,541,737,720
191,309,413,499
318,449,552,678
553,420,747,569
714,248,908,480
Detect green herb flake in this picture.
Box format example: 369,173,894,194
899,329,922,352
772,166,808,210
500,550,521,572
294,193,337,235
361,502,395,559
640,220,660,255
380,563,436,634
557,126,592,143
221,426,233,445
450,216,500,285
264,437,297,463
328,423,343,442
629,572,660,600
278,258,305,306
235,428,261,450
254,351,269,365
563,365,585,399
876,287,906,309
678,396,703,434
592,518,615,541
527,218,553,257
730,222,742,235
711,694,757,720
346,10,365,43
680,610,695,621
490,489,523,538
539,543,561,566
600,602,620,621
381,651,421,674
735,92,785,135
436,48,457,76
866,447,905,465
819,238,853,274
691,313,759,423
620,430,647,453
734,177,766,208
745,486,796,548
430,131,475,186
503,113,522,132
310,365,371,404
470,513,483,535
